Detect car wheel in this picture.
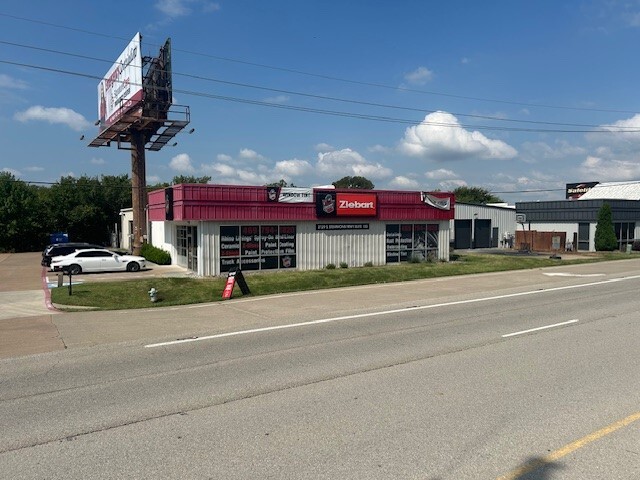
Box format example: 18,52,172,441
68,264,82,275
126,262,141,272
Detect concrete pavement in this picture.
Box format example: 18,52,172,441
2,250,640,360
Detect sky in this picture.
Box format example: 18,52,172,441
2,0,640,203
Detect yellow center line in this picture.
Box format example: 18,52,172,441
497,410,640,480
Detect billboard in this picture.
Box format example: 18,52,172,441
98,33,144,130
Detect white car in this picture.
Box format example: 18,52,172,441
50,249,146,275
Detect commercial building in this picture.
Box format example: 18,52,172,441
145,184,455,276
452,203,516,249
515,181,640,252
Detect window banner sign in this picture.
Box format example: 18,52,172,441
420,192,450,210
316,192,377,217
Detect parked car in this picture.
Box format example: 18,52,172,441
50,249,146,275
41,243,103,267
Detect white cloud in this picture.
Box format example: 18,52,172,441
2,167,21,177
264,95,290,104
204,163,235,177
275,159,313,177
0,74,28,90
368,144,391,154
596,113,640,142
14,106,90,132
239,148,265,161
579,155,640,180
388,176,420,189
316,148,392,179
315,143,334,153
169,153,195,172
90,158,105,165
404,66,434,86
520,140,586,164
398,111,518,161
24,166,44,172
216,153,232,162
155,0,192,16
439,179,467,190
425,168,457,180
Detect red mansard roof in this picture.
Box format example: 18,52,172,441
148,184,455,222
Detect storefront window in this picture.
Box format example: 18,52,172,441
220,225,297,272
614,222,635,249
386,224,438,263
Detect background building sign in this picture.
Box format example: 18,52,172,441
566,182,599,200
315,192,377,217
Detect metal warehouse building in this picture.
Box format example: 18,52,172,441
452,203,516,249
146,184,455,276
515,181,640,252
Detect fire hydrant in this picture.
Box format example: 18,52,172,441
148,287,158,303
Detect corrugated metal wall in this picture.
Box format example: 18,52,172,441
298,223,386,270
452,203,516,247
191,220,452,276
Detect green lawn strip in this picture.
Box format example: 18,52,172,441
50,253,629,310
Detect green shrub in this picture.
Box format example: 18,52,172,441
632,240,640,252
325,263,336,269
364,261,374,267
340,262,348,269
140,243,172,265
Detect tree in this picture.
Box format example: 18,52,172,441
332,176,374,189
453,186,502,204
594,203,618,251
0,172,47,252
171,175,211,185
266,179,296,187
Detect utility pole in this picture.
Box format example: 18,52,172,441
130,130,147,255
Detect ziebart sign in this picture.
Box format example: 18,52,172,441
315,191,377,217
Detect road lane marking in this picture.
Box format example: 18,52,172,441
501,319,579,338
497,410,640,480
543,273,605,277
145,274,640,348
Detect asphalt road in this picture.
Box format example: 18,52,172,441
1,254,639,478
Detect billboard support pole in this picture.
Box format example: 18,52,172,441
131,130,147,256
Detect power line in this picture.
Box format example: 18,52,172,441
1,12,638,116
1,58,639,134
3,39,629,131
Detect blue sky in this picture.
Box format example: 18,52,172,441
2,0,640,203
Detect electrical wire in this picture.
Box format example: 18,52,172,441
1,12,639,116
2,39,631,131
1,58,639,134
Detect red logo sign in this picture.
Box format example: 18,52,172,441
336,193,377,216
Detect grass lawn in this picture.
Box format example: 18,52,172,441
50,252,632,310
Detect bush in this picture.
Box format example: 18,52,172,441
140,243,172,265
325,263,336,269
364,261,374,267
340,262,348,269
632,240,640,251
